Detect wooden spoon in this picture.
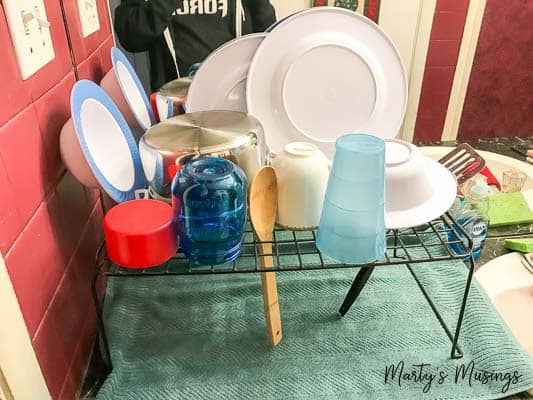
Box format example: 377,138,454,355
249,166,282,346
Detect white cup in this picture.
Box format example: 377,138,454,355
271,142,329,230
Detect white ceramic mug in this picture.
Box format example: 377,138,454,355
271,142,329,230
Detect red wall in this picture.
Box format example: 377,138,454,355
413,0,470,143
365,0,381,22
0,1,113,398
458,0,533,140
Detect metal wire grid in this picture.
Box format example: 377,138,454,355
96,212,473,276
92,212,475,371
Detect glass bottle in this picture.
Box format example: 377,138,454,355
448,195,489,261
171,157,247,266
463,176,490,217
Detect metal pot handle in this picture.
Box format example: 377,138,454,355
175,151,200,167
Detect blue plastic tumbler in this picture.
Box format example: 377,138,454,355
171,157,247,265
316,134,386,264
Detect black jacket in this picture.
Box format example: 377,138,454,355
115,0,276,91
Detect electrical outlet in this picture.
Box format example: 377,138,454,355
3,0,55,80
78,0,100,38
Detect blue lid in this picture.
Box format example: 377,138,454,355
111,47,155,131
71,80,147,203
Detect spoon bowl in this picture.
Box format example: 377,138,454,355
250,166,278,240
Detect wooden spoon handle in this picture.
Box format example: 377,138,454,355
260,242,282,346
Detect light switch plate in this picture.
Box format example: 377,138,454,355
3,0,55,80
78,0,100,38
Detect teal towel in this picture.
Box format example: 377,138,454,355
97,230,533,400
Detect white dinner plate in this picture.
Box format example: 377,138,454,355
111,47,155,131
385,159,457,229
187,33,266,113
71,80,147,203
247,7,407,158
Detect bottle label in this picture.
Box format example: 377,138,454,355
460,217,487,250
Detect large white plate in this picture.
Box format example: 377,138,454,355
247,7,407,158
111,47,155,131
71,80,147,203
187,33,266,113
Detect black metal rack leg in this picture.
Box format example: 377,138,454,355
450,255,476,359
406,257,475,359
338,267,375,317
393,230,399,258
91,272,113,372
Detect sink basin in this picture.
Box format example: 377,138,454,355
494,286,533,354
475,252,533,357
421,145,533,215
421,146,533,191
475,252,533,395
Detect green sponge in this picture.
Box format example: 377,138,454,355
487,192,533,227
504,238,533,252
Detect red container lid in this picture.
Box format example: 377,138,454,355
104,199,178,268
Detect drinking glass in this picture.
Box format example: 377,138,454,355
502,169,527,193
172,157,247,265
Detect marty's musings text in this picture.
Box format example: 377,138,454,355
384,361,522,394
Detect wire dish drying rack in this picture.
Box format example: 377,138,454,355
93,212,476,372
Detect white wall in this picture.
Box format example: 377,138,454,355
379,0,423,76
0,254,51,400
270,0,312,19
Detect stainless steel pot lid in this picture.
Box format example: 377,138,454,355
142,111,263,154
158,77,192,98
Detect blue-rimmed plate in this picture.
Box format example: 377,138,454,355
138,137,165,195
111,47,155,131
71,80,147,203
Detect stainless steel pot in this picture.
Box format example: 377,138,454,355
154,77,192,121
158,76,192,98
139,110,266,197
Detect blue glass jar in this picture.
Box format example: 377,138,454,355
171,157,247,265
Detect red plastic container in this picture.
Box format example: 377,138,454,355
104,199,178,268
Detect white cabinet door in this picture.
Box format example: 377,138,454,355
0,368,14,400
379,0,437,141
0,254,50,400
270,0,312,19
